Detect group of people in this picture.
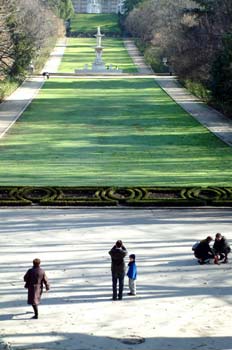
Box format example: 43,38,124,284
24,234,230,319
193,233,231,265
23,240,137,318
108,240,137,300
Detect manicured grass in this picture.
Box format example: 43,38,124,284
58,37,137,73
0,78,231,186
70,14,121,35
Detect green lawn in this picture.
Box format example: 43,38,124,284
70,13,121,35
0,78,231,186
58,38,137,73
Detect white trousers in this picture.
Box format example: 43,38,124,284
128,278,136,294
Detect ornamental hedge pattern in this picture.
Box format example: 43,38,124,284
0,186,231,207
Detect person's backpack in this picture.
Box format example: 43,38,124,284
192,241,200,251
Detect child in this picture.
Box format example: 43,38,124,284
127,254,137,296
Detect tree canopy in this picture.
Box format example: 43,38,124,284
125,0,232,116
0,0,74,79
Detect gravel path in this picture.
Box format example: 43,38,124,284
0,39,66,139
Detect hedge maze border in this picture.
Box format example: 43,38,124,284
0,186,231,207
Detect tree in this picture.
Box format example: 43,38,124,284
0,0,14,75
123,0,143,15
46,0,74,20
211,34,232,114
0,0,64,78
125,0,232,115
125,0,192,71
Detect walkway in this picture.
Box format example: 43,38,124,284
0,208,232,350
124,39,153,74
124,39,232,146
0,39,66,139
155,76,232,146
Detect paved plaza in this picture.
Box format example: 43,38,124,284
0,209,232,350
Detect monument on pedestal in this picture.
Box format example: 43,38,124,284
92,26,106,71
75,27,122,74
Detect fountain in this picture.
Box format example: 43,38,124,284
92,26,106,71
75,27,122,74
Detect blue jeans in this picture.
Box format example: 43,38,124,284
112,273,125,299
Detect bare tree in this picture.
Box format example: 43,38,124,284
0,0,63,78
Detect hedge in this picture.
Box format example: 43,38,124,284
0,186,231,207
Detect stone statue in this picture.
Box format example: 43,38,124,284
75,27,122,74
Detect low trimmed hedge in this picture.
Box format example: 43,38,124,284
0,186,231,207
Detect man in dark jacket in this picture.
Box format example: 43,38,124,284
109,240,127,300
194,236,217,264
213,233,231,263
24,258,50,319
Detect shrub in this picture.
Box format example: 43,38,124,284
144,46,168,73
182,79,211,102
210,34,232,117
0,77,22,102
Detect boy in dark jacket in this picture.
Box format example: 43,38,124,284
127,254,137,296
194,236,217,264
109,240,127,300
213,233,231,263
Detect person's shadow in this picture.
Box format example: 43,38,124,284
0,311,33,321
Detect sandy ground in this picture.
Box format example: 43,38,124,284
0,208,232,350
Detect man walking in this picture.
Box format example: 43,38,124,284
109,240,127,300
24,258,50,319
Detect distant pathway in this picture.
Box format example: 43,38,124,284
123,39,153,74
42,38,66,73
124,38,232,146
0,38,66,138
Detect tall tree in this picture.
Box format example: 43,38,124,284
0,0,15,75
125,0,232,115
46,0,74,19
0,0,63,78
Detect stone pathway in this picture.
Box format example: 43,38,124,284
123,39,153,74
42,39,66,73
155,76,232,146
0,78,44,138
124,38,232,146
0,39,66,139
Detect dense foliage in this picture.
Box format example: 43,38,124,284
47,0,74,20
0,0,74,80
124,0,232,116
